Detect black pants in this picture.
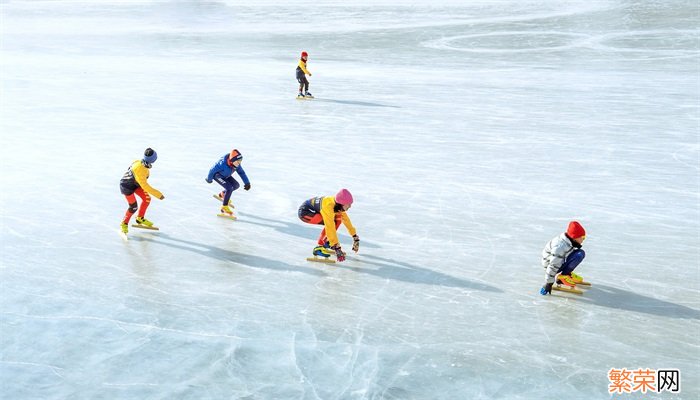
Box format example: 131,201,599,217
296,69,309,92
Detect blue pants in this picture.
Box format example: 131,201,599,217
214,173,240,205
559,249,585,275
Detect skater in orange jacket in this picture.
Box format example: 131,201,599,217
297,189,359,262
119,148,164,234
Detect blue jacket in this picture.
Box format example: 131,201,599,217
207,155,250,184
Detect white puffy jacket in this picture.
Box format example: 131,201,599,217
541,233,576,284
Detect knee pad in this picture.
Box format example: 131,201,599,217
128,202,138,213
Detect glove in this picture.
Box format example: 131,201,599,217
332,244,346,262
352,234,360,253
244,183,251,191
206,178,212,184
540,282,553,295
160,195,165,200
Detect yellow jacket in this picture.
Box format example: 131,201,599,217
297,59,311,75
130,160,163,198
320,196,356,247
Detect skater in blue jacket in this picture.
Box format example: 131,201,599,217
206,149,251,217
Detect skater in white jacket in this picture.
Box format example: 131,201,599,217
540,221,587,295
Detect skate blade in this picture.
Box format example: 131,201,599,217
131,224,159,230
217,214,237,220
306,256,335,264
552,285,583,295
577,281,591,286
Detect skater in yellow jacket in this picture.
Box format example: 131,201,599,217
296,51,313,98
119,148,164,234
298,189,359,262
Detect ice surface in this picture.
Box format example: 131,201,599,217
1,0,698,399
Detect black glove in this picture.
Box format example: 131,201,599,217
540,282,553,295
332,244,346,262
206,178,212,184
244,183,251,191
352,234,360,252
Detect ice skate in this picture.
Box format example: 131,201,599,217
217,205,237,220
119,222,129,240
135,216,153,227
306,245,335,263
132,217,159,230
313,245,332,258
556,274,577,287
570,272,591,286
304,91,314,99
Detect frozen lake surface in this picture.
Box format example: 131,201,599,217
1,0,698,398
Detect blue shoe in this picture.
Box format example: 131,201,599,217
313,246,331,257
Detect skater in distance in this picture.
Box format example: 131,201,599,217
298,189,359,262
206,149,251,218
296,51,313,99
540,221,587,295
119,148,164,234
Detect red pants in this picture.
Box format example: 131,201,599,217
122,188,150,223
302,213,341,245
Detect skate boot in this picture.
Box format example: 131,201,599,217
556,274,576,287
297,92,305,99
570,272,584,284
220,205,234,216
304,91,314,98
313,245,332,258
120,222,129,234
135,217,154,227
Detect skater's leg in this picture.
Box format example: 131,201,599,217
299,212,323,225
559,249,585,275
214,175,239,206
134,188,151,218
296,71,305,95
123,194,137,223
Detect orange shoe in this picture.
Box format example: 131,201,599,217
557,274,576,287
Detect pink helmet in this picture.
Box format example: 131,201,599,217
335,189,353,206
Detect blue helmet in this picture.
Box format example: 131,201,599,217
143,148,157,167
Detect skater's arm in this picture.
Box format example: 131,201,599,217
133,163,163,199
340,212,357,237
206,158,225,182
320,197,341,247
544,242,568,284
235,165,250,186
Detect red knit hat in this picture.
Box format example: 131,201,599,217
566,221,586,239
301,51,308,58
